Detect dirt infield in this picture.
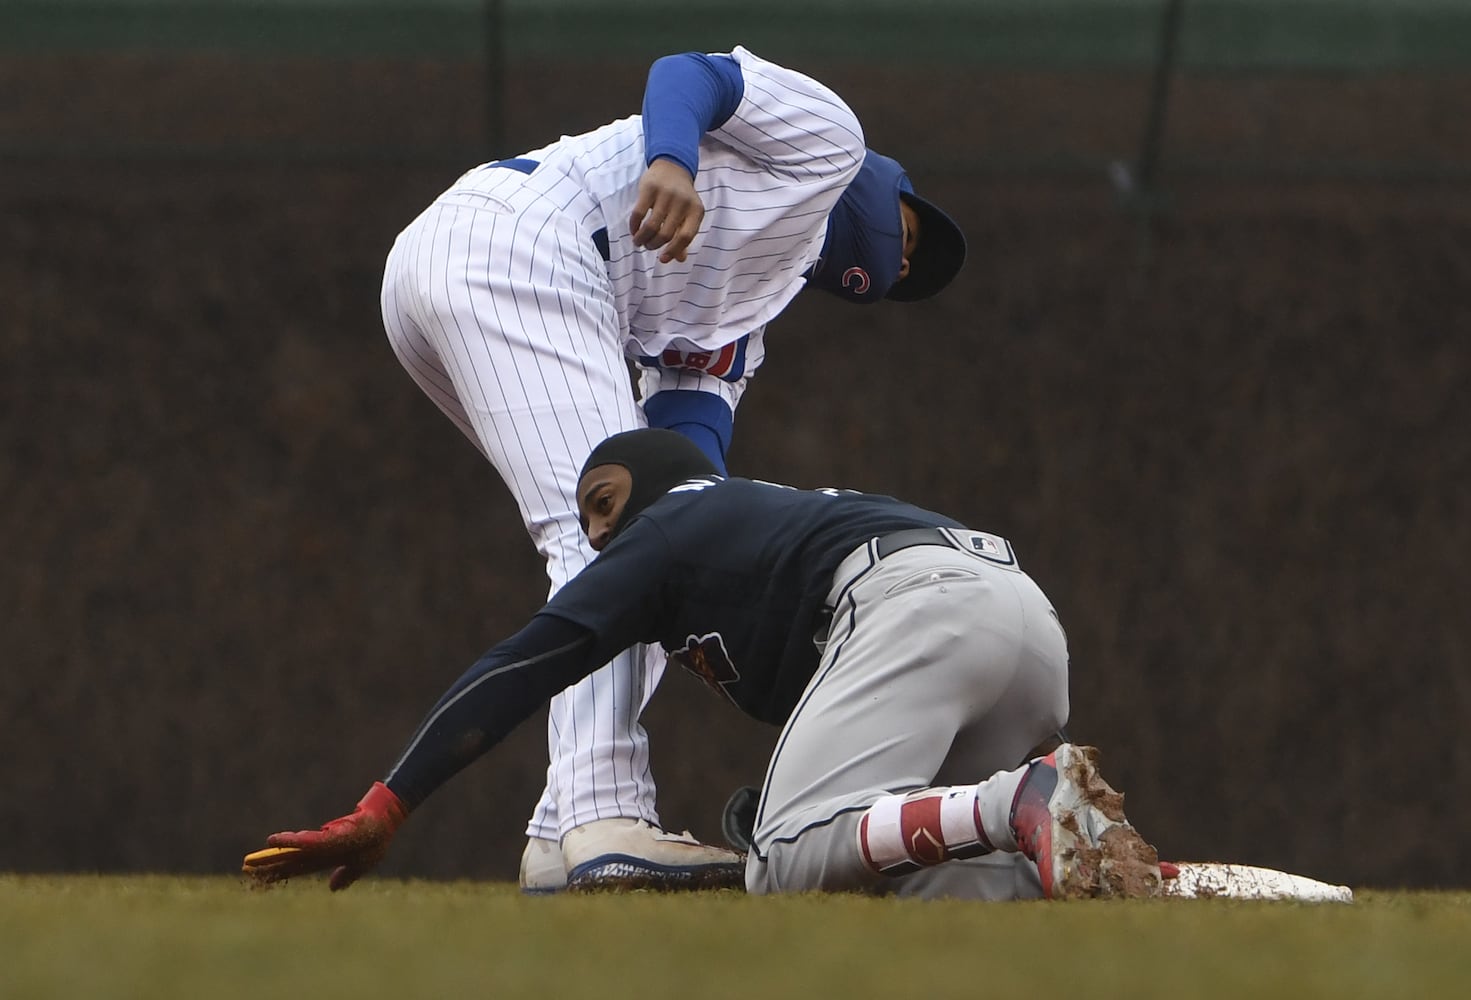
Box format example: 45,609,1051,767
2,53,1468,887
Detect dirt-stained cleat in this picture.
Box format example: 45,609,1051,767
562,818,746,892
1009,744,1164,900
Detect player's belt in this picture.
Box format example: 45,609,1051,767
485,158,611,261
874,526,1018,568
873,527,954,559
826,527,1018,610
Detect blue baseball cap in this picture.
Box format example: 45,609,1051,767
805,149,967,304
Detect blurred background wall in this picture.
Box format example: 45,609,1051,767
2,0,1468,889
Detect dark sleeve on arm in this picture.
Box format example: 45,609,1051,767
382,615,600,810
641,53,744,178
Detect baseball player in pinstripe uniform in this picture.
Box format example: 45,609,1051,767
244,429,1165,900
376,46,967,892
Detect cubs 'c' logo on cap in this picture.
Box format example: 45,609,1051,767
670,632,740,705
842,267,870,294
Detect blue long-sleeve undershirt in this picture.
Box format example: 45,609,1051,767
641,52,744,178
644,389,733,474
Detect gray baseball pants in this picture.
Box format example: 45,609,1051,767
745,528,1070,900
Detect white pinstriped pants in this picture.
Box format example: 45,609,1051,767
379,163,662,841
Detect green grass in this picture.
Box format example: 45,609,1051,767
3,876,1470,999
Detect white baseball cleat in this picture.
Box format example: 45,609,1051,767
561,818,746,892
1009,743,1164,900
519,820,747,893
518,836,568,895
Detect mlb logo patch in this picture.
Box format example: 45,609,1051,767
970,535,1000,555
959,530,1016,567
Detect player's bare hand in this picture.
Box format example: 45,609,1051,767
629,158,704,264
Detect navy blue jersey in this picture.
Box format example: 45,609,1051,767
544,477,962,723
383,476,960,807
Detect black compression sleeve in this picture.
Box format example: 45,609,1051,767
382,615,599,810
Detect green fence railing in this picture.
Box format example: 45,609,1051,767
4,1,1471,69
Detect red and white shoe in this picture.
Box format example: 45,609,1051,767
1009,744,1164,900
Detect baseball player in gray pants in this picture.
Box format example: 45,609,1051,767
246,431,1163,900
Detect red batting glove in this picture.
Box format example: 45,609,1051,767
244,782,408,891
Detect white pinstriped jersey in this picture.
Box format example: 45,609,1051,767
458,46,864,365
379,45,868,845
